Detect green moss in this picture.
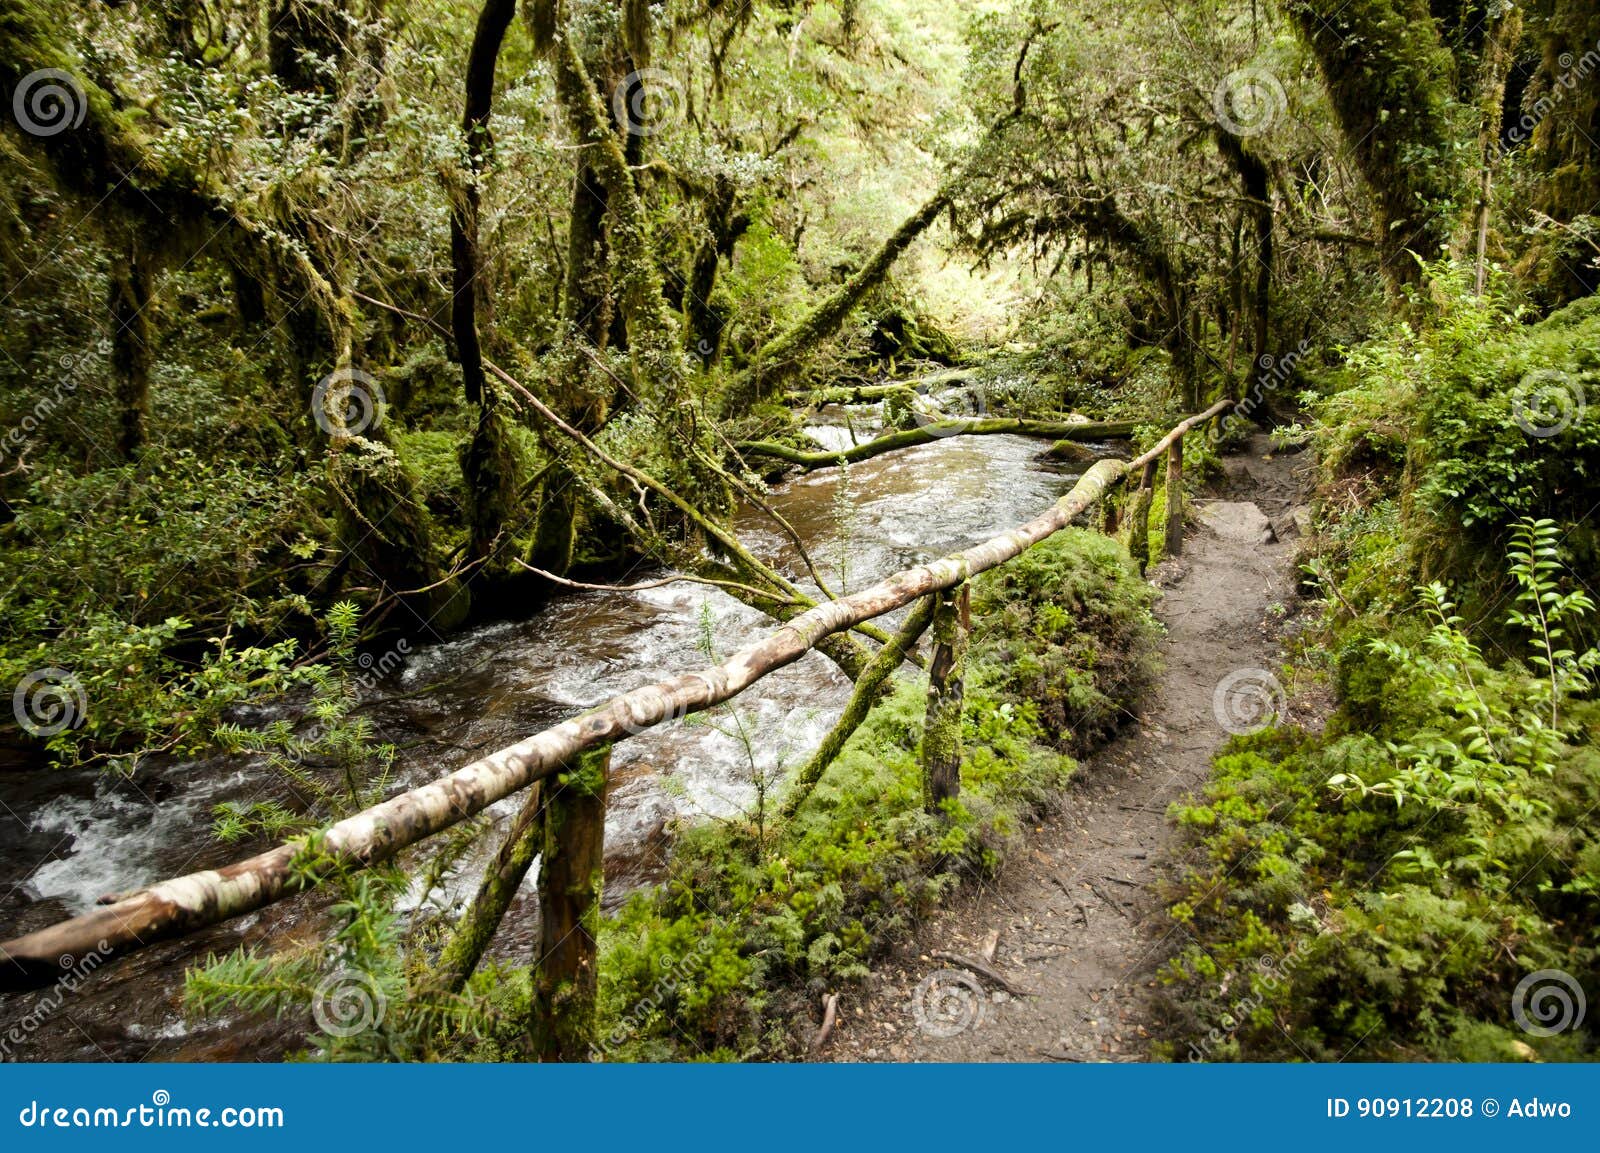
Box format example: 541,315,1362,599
970,527,1163,753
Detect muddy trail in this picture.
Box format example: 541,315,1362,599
827,435,1313,1062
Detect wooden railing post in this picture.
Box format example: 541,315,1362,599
428,782,544,995
1126,458,1157,573
1164,435,1184,557
921,581,969,814
531,743,609,1061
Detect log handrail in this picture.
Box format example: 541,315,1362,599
0,401,1231,991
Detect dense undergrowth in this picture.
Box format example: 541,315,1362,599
1160,277,1600,1062
444,528,1161,1061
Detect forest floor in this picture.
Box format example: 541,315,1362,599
826,434,1317,1062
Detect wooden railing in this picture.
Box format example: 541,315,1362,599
0,400,1231,1054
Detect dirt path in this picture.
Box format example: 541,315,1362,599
827,437,1311,1062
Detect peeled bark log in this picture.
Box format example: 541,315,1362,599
0,405,1232,987
739,418,1136,471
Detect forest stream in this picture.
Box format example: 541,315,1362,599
0,416,1119,1061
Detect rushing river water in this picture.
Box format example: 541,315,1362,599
0,417,1114,1061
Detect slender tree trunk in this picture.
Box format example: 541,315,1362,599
1468,7,1522,296
921,582,968,814
531,155,614,576
109,235,153,460
531,745,609,1061
452,0,520,564
451,0,517,407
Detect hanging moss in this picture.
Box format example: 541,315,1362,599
1286,0,1467,288
1514,0,1600,304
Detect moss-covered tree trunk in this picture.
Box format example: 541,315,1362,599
452,0,521,565
1286,0,1463,290
1163,437,1184,558
108,233,153,460
721,190,950,415
921,582,969,814
531,744,609,1061
684,172,747,363
429,782,544,995
530,152,615,576
782,594,936,819
1518,0,1600,304
1467,6,1523,295
1213,130,1273,379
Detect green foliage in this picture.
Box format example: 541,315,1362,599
186,601,499,1060
1165,525,1599,1061
970,527,1163,752
1309,270,1600,641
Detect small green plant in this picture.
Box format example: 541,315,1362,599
186,603,489,1060
1167,517,1600,1062
1328,520,1597,888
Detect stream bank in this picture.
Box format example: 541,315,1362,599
0,425,1116,1061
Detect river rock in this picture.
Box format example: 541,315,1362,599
1046,439,1098,463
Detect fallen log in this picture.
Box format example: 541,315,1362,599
738,418,1137,471
780,369,975,408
